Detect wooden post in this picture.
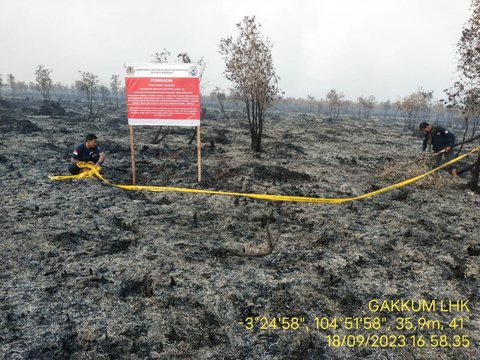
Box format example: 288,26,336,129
197,126,202,182
129,125,136,185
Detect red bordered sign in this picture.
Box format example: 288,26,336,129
125,63,200,126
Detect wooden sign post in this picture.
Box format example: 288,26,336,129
197,126,201,182
125,63,202,183
129,125,136,184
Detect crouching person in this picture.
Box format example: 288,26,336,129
68,133,106,175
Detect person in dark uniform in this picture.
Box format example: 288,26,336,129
68,133,106,175
419,122,457,178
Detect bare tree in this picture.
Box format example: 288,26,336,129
307,94,316,114
381,100,392,119
35,65,53,101
316,98,323,116
99,85,110,105
76,71,99,118
458,0,480,81
211,86,230,120
445,0,480,191
153,48,170,63
452,0,480,141
69,83,78,96
176,52,191,64
326,89,344,120
363,95,376,119
357,95,365,118
443,82,480,170
7,74,15,99
219,16,281,152
398,88,433,132
110,74,120,108
336,92,345,119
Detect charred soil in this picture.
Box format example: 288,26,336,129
0,100,479,359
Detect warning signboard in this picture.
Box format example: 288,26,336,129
125,63,200,126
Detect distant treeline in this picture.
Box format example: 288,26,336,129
0,72,477,135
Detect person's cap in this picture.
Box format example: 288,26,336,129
419,122,429,130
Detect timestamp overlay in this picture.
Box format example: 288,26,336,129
237,299,475,349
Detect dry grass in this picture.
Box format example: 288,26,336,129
378,155,452,188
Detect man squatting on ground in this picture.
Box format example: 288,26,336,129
419,122,457,178
68,133,106,175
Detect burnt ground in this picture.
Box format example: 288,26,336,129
0,100,479,359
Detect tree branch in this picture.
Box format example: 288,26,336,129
225,213,280,257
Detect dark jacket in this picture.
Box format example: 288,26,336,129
422,126,455,152
72,143,102,162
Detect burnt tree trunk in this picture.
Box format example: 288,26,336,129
453,134,480,147
469,153,480,193
456,115,470,157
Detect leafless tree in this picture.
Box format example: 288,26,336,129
431,100,448,124
153,48,170,63
362,95,376,119
381,100,391,120
35,65,53,100
357,96,365,118
176,52,191,64
316,98,323,116
450,0,480,141
7,74,15,99
458,0,480,81
76,71,99,118
99,85,110,105
326,89,344,120
110,74,120,108
307,94,316,114
211,86,230,120
445,0,480,191
398,88,433,132
219,16,281,152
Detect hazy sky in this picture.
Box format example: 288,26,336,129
0,0,472,101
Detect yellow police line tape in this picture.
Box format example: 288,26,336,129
48,146,480,204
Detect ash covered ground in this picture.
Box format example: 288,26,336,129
0,100,479,359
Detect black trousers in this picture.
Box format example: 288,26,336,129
432,149,456,173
